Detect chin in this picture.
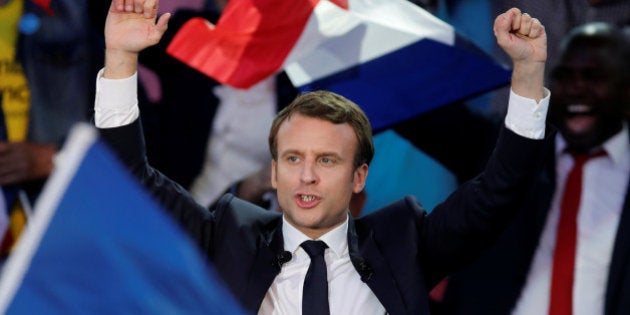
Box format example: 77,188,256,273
564,115,597,133
288,211,323,227
562,132,602,151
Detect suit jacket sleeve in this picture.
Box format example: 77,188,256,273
419,125,553,285
98,119,219,255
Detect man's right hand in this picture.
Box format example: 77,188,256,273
104,0,170,78
493,7,547,102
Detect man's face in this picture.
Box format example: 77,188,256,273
549,46,627,151
271,113,368,239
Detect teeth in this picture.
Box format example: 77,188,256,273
301,195,316,202
567,104,591,114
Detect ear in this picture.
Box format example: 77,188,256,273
271,160,278,189
352,164,368,194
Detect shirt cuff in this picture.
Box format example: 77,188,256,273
504,88,550,139
94,68,140,128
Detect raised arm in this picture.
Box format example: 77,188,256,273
97,0,222,252
103,0,170,79
419,8,551,285
494,7,547,102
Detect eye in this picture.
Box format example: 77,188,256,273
582,69,609,82
320,157,334,164
551,67,571,82
287,155,300,163
551,66,610,83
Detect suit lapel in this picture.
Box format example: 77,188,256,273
244,219,285,312
605,170,630,314
602,127,630,315
507,154,557,303
347,216,407,314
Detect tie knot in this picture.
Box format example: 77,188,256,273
301,240,328,258
569,149,606,166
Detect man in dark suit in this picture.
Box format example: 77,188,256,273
95,0,550,313
441,23,630,315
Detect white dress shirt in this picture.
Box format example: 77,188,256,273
258,215,386,314
93,70,551,314
513,124,630,315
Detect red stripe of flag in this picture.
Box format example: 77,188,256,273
167,0,319,89
31,0,54,16
330,0,348,9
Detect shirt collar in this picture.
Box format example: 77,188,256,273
282,214,349,259
556,122,629,167
604,122,630,167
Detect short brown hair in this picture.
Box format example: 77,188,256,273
268,90,374,168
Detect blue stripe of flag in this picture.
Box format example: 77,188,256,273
297,36,511,132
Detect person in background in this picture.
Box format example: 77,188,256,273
440,22,630,315
485,0,630,121
0,0,104,256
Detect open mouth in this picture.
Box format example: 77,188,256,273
300,195,317,202
566,104,594,115
563,104,598,133
296,193,320,208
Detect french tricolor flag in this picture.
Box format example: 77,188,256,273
167,0,510,131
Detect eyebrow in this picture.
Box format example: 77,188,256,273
280,149,344,161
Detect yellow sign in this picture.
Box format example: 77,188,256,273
0,0,30,142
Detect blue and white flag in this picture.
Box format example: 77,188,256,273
0,124,245,314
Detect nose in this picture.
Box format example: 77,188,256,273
564,79,587,98
300,160,318,185
570,72,591,91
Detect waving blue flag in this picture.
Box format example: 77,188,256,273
0,124,245,314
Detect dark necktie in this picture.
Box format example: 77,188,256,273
549,150,606,315
301,240,330,315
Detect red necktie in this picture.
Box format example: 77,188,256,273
549,150,606,315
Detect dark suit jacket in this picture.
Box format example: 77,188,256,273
441,128,630,315
99,119,551,314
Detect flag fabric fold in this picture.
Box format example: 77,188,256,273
167,0,318,89
0,124,245,314
167,0,510,131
